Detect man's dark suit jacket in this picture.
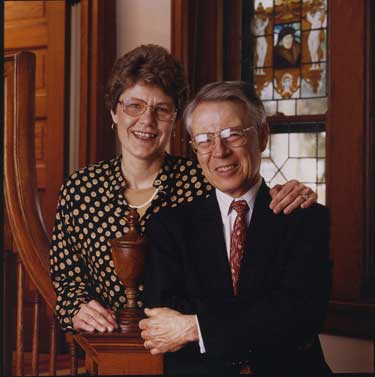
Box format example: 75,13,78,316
144,181,332,376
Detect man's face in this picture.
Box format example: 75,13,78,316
191,101,268,198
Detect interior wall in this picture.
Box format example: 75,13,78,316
320,334,373,373
115,0,171,154
116,0,171,56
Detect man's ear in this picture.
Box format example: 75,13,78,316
258,121,269,152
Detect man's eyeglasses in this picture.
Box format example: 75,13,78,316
190,126,255,155
118,97,177,122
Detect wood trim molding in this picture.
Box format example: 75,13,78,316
170,0,190,157
79,0,116,167
323,301,375,339
44,1,69,231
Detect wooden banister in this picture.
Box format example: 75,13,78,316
4,52,56,313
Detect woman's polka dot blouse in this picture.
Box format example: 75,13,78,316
49,153,212,330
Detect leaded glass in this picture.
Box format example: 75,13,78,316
251,0,328,116
260,128,326,204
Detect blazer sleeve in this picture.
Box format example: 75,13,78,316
197,206,332,357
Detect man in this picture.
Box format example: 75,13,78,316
139,81,332,376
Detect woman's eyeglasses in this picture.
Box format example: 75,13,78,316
118,98,177,122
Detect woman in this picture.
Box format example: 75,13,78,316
50,44,316,332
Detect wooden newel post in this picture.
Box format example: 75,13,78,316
110,208,145,335
73,208,163,375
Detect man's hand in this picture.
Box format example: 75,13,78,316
72,299,118,332
139,307,198,355
269,180,317,214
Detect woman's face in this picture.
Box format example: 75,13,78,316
111,82,176,162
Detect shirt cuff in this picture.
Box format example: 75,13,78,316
195,314,206,354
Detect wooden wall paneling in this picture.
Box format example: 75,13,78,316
4,0,69,235
326,0,374,336
79,0,117,167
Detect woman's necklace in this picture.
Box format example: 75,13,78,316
124,187,159,209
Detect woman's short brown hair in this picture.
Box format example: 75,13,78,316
105,44,188,118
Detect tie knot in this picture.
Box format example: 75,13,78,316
230,200,249,216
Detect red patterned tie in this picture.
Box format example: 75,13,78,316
230,200,249,296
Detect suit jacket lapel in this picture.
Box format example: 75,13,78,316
239,180,282,295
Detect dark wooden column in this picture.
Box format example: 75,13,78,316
170,0,223,157
324,0,374,337
80,0,117,166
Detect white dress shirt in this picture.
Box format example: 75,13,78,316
196,178,262,353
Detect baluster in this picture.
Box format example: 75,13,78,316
16,256,24,377
31,290,41,376
48,316,57,376
69,337,78,376
2,249,13,377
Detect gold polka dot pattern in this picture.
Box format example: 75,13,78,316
49,153,212,330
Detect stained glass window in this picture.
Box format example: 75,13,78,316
244,0,328,204
251,0,328,116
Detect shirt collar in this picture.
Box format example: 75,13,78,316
215,177,262,217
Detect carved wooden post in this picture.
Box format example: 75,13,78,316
110,209,145,334
73,208,163,375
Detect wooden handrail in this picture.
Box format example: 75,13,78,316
4,52,56,312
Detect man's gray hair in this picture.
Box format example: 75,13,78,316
183,81,266,136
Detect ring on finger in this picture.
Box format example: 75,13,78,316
301,194,309,201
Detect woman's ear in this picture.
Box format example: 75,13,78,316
259,121,269,152
111,109,118,125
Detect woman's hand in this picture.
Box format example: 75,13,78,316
269,180,317,214
72,299,118,332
